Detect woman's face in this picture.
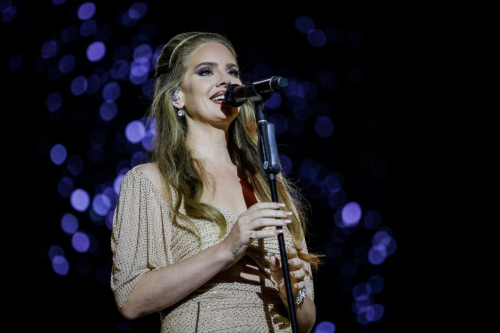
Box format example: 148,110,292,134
175,42,242,129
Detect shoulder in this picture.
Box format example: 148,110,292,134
132,163,171,200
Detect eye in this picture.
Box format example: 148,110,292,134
228,68,240,78
197,67,214,76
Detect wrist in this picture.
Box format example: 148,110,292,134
278,286,307,308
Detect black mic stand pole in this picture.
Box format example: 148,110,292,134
251,97,299,333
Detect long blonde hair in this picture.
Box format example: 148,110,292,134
147,31,323,270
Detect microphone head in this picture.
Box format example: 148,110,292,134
224,84,245,107
271,76,288,90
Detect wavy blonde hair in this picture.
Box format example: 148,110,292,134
147,31,323,270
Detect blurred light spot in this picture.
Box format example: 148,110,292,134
70,75,88,96
102,82,121,102
353,294,372,315
317,70,339,90
128,2,148,19
325,172,344,193
314,321,335,333
48,244,65,260
52,255,69,276
307,29,327,47
67,154,84,176
326,26,345,43
85,74,101,94
373,229,392,247
61,26,78,43
315,116,334,138
114,174,125,195
363,210,382,229
89,128,106,149
100,101,118,121
367,275,384,294
78,2,96,20
41,40,58,59
366,304,384,322
131,150,148,167
61,213,79,234
46,91,62,112
1,3,17,23
120,8,138,27
341,201,362,227
129,60,149,84
70,188,90,212
353,282,372,300
87,41,106,62
133,43,152,63
9,51,23,70
80,19,97,37
265,92,282,109
50,143,67,165
92,193,112,216
368,244,387,265
141,130,153,151
125,120,146,143
72,231,90,253
75,256,92,275
53,0,67,5
279,154,292,174
59,54,76,74
346,65,363,84
295,16,314,33
57,176,74,197
269,113,288,134
347,30,364,48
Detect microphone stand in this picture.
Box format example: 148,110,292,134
250,95,299,333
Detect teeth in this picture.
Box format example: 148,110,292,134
213,95,225,101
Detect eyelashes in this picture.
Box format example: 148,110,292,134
197,67,240,78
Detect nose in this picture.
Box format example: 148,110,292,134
219,76,231,87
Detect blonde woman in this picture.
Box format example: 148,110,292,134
110,31,323,333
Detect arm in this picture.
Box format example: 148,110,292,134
270,248,316,333
111,168,291,320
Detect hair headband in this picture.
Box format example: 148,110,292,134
168,34,202,68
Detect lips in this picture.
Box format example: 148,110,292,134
210,90,226,101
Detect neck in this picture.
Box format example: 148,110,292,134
186,123,233,165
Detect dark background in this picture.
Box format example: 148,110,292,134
4,1,436,332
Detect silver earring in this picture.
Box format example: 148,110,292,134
177,109,185,117
172,90,180,101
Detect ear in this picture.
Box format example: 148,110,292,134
172,90,184,109
172,99,184,110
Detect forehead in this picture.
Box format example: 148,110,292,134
187,42,236,66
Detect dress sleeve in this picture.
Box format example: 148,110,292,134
110,169,172,309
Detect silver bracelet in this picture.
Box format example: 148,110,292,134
279,286,307,307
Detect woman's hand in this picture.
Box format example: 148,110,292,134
270,247,308,303
223,202,292,261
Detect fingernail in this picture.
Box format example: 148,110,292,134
290,273,295,278
288,261,292,267
294,284,298,289
286,249,290,254
282,219,292,224
277,203,286,207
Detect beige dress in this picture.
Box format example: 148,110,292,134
110,167,314,332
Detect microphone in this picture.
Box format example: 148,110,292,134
224,76,288,107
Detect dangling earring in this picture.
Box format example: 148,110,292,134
177,109,185,117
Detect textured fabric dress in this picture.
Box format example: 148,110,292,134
110,166,315,332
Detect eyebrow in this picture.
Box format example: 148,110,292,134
194,61,239,70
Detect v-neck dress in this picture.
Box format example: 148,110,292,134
110,166,314,332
